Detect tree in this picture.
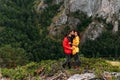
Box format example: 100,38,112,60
0,45,28,68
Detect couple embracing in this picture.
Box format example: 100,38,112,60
62,30,81,69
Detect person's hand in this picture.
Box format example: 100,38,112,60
70,47,74,50
68,42,71,44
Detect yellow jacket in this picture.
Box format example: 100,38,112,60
72,36,80,55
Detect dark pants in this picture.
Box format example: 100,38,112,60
73,53,81,66
62,53,72,68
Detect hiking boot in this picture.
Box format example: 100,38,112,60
74,66,79,70
62,64,65,68
68,66,71,69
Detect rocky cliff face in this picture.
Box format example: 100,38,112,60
69,0,120,17
67,0,120,43
36,0,120,41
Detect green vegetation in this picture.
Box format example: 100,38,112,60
0,0,64,66
38,1,62,27
0,1,120,79
0,45,28,68
1,58,120,80
81,31,120,60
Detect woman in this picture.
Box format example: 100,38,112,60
72,31,81,68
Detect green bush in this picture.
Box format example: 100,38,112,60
29,38,64,62
0,0,64,63
38,2,62,27
1,58,120,79
1,67,29,80
81,31,120,60
0,45,28,68
1,60,62,80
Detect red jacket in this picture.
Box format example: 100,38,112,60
62,37,72,54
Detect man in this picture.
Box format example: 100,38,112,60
62,30,74,69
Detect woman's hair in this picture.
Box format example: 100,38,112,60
74,30,80,36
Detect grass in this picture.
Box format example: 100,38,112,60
106,60,120,67
0,57,120,80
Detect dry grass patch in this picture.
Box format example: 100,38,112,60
106,61,120,67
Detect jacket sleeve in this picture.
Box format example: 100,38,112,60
63,38,71,49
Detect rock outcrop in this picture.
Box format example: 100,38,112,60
35,0,48,13
68,73,96,80
68,72,120,80
36,0,120,40
68,0,120,18
49,9,68,36
81,21,104,44
49,0,119,37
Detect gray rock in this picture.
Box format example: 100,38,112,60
68,0,101,17
111,72,120,79
1,77,11,80
68,73,96,80
88,22,104,40
112,21,119,33
102,72,120,80
55,14,68,26
49,10,68,36
67,0,120,18
68,17,80,29
39,0,120,37
80,22,104,45
103,72,112,80
66,0,120,21
35,0,48,13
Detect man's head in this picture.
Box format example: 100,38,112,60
68,30,75,36
70,30,75,35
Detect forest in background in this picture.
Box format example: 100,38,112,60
0,0,119,68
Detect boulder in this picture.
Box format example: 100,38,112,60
68,17,80,29
111,72,120,80
80,21,104,45
103,72,112,80
68,73,96,80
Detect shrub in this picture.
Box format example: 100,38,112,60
81,31,120,60
0,0,64,63
0,45,28,68
29,38,64,62
38,2,62,27
1,58,120,79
